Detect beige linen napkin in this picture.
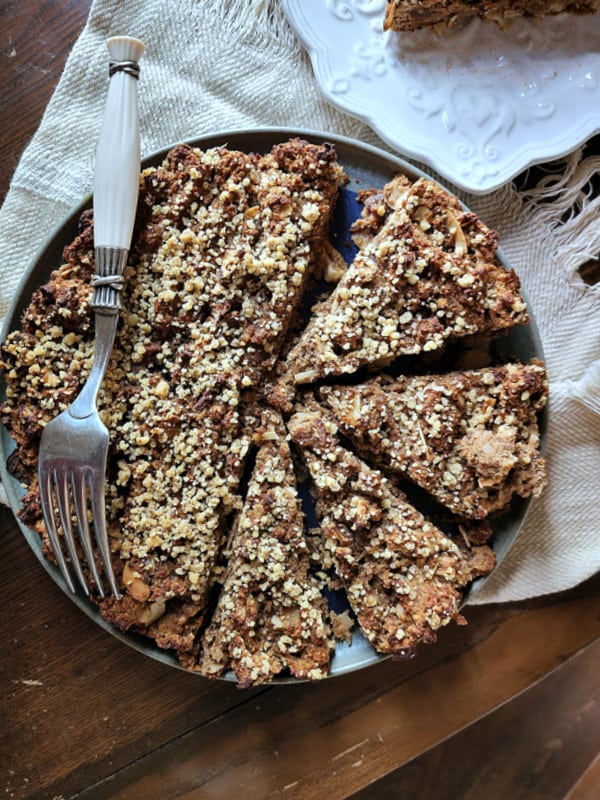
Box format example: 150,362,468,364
1,0,598,604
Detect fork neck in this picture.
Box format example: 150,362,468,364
91,246,129,313
69,247,128,420
69,311,119,420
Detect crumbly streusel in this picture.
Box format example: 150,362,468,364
319,361,548,519
288,401,496,656
279,175,529,397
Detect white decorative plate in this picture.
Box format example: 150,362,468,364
282,0,600,194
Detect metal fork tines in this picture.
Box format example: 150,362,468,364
38,305,122,598
39,410,115,598
37,35,144,599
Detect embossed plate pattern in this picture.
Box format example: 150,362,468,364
282,0,600,194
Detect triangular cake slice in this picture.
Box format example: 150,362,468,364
198,409,333,686
131,139,345,392
282,176,529,390
319,360,548,519
288,402,494,656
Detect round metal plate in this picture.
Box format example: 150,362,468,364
0,128,546,680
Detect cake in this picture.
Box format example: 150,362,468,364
288,401,496,655
0,138,344,659
383,0,600,31
197,409,333,686
318,361,548,519
0,138,546,681
276,175,528,403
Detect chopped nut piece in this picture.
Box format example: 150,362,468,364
122,562,150,602
330,610,354,643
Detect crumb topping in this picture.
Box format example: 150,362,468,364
282,176,529,389
319,360,548,519
288,402,495,655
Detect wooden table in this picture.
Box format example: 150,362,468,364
1,3,599,799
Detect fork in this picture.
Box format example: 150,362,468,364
38,36,145,599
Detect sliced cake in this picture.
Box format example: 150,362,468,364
319,360,548,519
0,139,344,654
198,409,333,686
279,176,528,397
288,401,495,656
383,0,600,32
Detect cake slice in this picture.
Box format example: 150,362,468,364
383,0,600,32
279,176,528,396
198,409,333,686
319,360,548,519
288,402,495,656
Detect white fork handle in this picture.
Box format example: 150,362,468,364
93,35,145,249
71,36,144,419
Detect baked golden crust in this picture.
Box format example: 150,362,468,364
196,409,333,686
278,176,528,398
319,361,548,519
288,402,495,656
383,0,600,31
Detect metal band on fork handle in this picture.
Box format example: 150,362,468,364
108,60,140,79
91,247,129,314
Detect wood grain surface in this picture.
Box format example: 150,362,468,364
1,3,599,800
